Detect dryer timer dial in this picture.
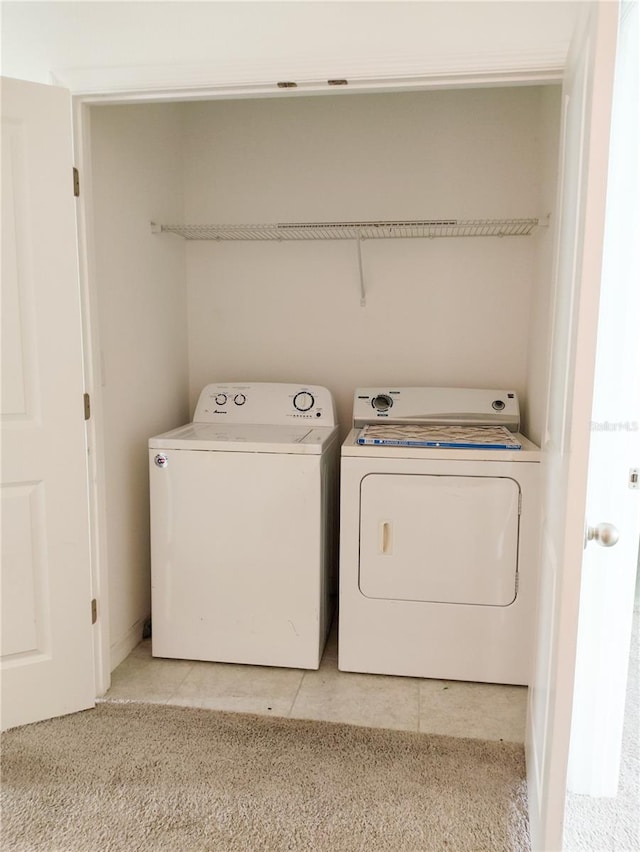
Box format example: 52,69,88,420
372,394,393,412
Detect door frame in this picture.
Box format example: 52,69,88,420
73,100,112,695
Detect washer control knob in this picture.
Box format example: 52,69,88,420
492,399,506,411
234,394,246,406
214,393,227,405
372,394,393,412
293,391,315,412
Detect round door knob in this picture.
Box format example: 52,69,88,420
585,522,620,548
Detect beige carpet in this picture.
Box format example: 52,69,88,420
1,702,530,852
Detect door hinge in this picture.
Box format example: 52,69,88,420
73,167,80,197
83,392,91,420
91,598,98,625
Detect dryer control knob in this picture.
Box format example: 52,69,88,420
372,394,393,412
214,393,228,405
293,391,315,412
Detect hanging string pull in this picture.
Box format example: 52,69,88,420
357,233,366,307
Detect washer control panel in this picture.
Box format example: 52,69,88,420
193,383,336,426
293,391,315,412
353,387,520,431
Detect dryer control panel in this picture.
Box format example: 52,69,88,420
194,382,337,426
353,387,520,432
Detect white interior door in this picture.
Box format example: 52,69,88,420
1,77,95,730
567,0,640,797
525,3,619,850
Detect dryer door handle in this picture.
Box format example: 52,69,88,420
380,521,393,555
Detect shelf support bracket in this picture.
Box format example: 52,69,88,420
356,233,366,307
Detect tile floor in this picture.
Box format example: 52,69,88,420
105,620,527,742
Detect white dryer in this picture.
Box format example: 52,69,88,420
338,387,541,685
149,382,339,670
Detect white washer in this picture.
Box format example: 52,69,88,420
338,387,541,685
149,382,339,669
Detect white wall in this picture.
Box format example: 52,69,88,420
183,88,558,433
525,86,562,445
90,103,189,668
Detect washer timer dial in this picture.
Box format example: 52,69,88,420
293,391,315,412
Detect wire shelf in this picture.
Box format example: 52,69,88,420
151,216,543,307
156,218,539,241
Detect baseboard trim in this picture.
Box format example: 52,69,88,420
110,617,147,672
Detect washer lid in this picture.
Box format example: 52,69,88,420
149,422,338,454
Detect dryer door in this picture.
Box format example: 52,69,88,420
359,474,520,605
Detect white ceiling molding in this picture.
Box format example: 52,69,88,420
4,1,578,102
54,47,566,103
